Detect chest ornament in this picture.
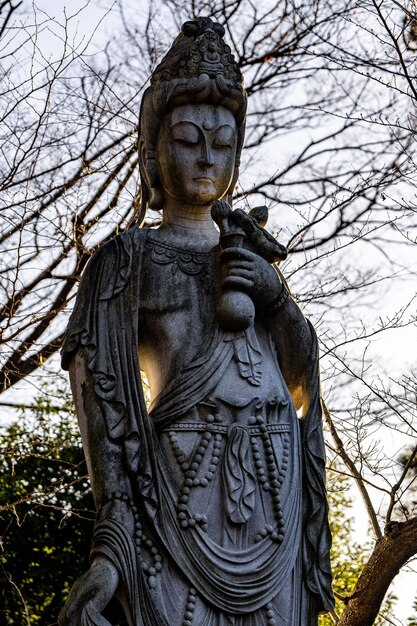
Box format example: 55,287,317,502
145,236,212,276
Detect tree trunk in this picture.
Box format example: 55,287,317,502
338,517,417,626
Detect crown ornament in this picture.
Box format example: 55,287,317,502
138,17,246,218
151,17,243,85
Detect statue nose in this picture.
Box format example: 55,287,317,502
199,141,214,166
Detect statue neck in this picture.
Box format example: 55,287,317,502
161,200,218,241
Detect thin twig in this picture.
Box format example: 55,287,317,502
385,443,417,523
323,402,382,540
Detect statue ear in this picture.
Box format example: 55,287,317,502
139,141,164,211
226,166,239,206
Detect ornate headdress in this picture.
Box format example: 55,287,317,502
151,18,242,85
138,17,247,218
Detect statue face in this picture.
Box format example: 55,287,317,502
156,104,237,206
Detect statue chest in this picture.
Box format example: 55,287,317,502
139,235,217,318
137,236,218,386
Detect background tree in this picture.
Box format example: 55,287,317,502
0,380,130,624
0,380,94,623
0,0,416,624
319,461,398,625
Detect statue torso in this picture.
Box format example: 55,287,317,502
138,229,219,398
60,222,332,626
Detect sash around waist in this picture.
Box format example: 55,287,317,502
162,422,291,435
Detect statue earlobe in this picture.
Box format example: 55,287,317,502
226,166,239,206
139,141,164,211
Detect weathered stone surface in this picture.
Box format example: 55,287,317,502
59,16,334,626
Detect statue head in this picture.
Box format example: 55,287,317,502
138,17,247,219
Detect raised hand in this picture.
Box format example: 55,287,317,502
220,247,283,307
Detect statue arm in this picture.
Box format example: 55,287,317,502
60,229,150,625
219,246,314,411
61,230,141,526
263,288,314,412
68,347,134,521
59,348,135,626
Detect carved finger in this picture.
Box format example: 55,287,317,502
83,601,113,626
225,260,253,271
226,268,253,280
220,247,254,262
222,276,253,290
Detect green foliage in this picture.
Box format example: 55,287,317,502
407,597,417,626
0,379,94,625
319,462,397,625
319,465,369,626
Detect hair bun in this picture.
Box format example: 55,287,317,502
181,21,200,37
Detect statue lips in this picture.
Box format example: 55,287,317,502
194,176,213,182
193,175,215,192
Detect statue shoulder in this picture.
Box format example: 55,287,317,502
82,227,145,299
61,228,145,369
87,226,144,267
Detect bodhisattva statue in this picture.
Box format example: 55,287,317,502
59,17,334,626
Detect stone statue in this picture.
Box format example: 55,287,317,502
59,17,334,626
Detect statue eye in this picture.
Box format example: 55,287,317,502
171,122,199,145
213,125,235,148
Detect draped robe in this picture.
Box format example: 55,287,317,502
62,226,334,625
